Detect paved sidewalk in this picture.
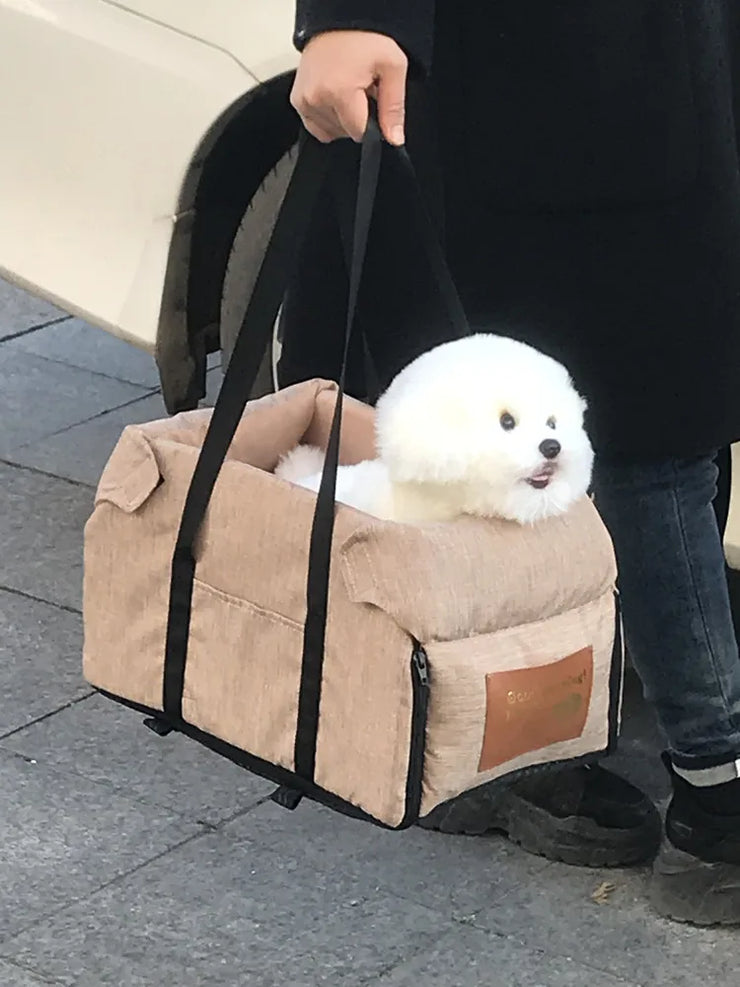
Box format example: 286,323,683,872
0,277,736,986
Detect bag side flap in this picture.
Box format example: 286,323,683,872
95,426,161,514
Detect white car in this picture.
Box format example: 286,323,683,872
0,0,300,407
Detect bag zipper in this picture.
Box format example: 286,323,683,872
401,643,431,827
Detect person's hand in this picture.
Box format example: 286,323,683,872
291,31,408,145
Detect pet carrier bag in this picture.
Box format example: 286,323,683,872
83,119,623,830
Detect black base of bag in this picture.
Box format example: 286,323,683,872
96,597,624,832
95,680,621,833
98,642,431,832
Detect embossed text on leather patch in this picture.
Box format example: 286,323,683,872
478,647,594,772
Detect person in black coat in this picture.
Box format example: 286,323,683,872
286,1,740,925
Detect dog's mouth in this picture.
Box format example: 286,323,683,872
525,463,557,490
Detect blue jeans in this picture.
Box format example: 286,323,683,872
592,454,740,776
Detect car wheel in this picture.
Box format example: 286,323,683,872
219,144,298,396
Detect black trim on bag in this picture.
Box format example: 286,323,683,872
98,591,623,831
98,641,431,832
97,614,623,830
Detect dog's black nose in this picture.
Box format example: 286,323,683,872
539,439,561,460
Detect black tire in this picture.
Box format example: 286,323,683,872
219,145,297,396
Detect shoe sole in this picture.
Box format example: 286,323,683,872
419,789,662,869
651,842,740,926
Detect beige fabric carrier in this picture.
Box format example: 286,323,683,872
84,123,623,830
83,380,622,830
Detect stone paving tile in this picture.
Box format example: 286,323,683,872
0,830,453,987
8,392,169,487
0,589,90,738
9,367,221,487
0,462,94,611
5,318,161,389
0,347,149,457
472,859,738,987
0,959,64,986
4,693,273,826
0,279,66,339
0,751,202,940
229,799,549,918
373,923,637,987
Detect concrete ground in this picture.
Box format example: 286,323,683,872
0,276,737,986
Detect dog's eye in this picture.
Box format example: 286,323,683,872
546,416,557,430
500,412,516,431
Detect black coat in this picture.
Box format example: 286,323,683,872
291,0,740,462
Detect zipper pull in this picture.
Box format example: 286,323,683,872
413,647,430,688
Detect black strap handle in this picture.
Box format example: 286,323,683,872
162,116,469,786
162,129,331,718
393,145,469,342
293,116,383,778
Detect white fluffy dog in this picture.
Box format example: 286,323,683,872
275,334,594,525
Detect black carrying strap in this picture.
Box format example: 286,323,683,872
392,146,468,340
293,121,383,778
162,115,469,785
162,130,330,718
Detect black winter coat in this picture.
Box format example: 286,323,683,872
292,1,740,461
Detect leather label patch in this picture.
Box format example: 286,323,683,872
478,647,594,773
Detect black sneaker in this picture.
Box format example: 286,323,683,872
418,763,662,867
651,755,740,925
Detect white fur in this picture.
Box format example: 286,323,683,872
275,445,326,485
274,334,594,525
